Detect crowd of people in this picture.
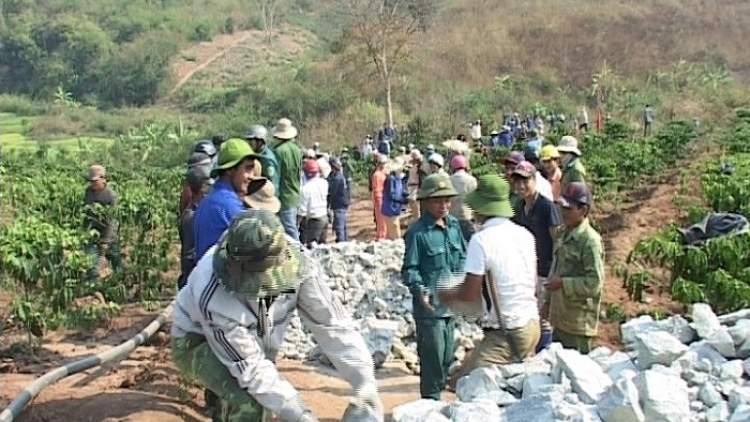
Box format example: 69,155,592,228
78,112,610,422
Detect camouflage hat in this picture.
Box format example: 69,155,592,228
213,209,305,299
417,174,458,200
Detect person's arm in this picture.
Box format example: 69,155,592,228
561,236,605,299
547,201,562,240
200,306,315,422
100,190,119,245
401,229,424,297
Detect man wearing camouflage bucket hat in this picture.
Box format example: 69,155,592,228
401,174,467,400
172,209,384,422
439,174,540,389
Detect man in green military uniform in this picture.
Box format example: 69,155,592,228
556,136,587,194
401,174,467,400
245,124,280,194
542,182,604,354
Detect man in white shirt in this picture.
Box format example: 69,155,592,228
298,159,329,247
439,174,541,388
172,209,384,422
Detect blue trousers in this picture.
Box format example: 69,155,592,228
278,206,299,241
332,208,348,242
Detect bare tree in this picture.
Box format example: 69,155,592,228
251,0,287,44
338,0,440,128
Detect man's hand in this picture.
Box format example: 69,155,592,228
546,276,563,292
420,290,434,311
354,384,384,422
540,302,550,320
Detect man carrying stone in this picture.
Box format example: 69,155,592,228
172,209,384,422
401,174,466,400
542,182,604,354
439,174,540,388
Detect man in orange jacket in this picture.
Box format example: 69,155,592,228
371,154,389,240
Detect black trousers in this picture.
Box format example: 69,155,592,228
302,217,327,247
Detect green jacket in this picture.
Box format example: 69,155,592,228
258,145,281,195
545,218,604,337
401,213,467,319
560,158,586,193
272,139,303,209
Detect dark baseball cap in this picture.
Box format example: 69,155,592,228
558,182,592,208
188,152,211,167
499,151,525,165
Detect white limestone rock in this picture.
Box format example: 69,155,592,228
691,304,722,339
706,327,737,358
391,399,449,422
699,383,723,408
633,370,691,422
634,331,689,369
455,366,505,403
728,320,750,345
473,389,518,406
522,373,554,398
706,401,730,422
359,317,400,367
596,376,646,422
556,348,613,404
728,386,750,411
605,352,638,381
720,359,745,380
729,404,750,422
442,400,504,422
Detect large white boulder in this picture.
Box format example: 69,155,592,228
596,376,646,422
633,331,689,369
556,348,613,404
633,370,691,422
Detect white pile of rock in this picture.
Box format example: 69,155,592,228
279,240,484,373
393,303,750,422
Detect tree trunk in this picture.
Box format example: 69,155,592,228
385,79,394,129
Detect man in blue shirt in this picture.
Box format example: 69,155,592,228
327,157,351,242
193,138,263,261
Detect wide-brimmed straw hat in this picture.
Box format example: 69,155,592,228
465,174,514,218
213,209,306,299
557,135,582,156
244,180,281,213
272,118,298,140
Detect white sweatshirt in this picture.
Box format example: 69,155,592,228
172,243,377,422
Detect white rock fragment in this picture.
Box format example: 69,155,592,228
633,370,691,422
720,359,745,380
556,348,613,404
707,327,737,358
728,319,750,346
729,386,750,411
691,304,722,339
596,376,645,422
455,366,504,403
634,330,689,370
443,400,504,422
706,401,730,422
729,404,750,422
522,373,554,398
699,383,723,408
391,399,449,422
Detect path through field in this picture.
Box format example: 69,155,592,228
0,176,695,422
